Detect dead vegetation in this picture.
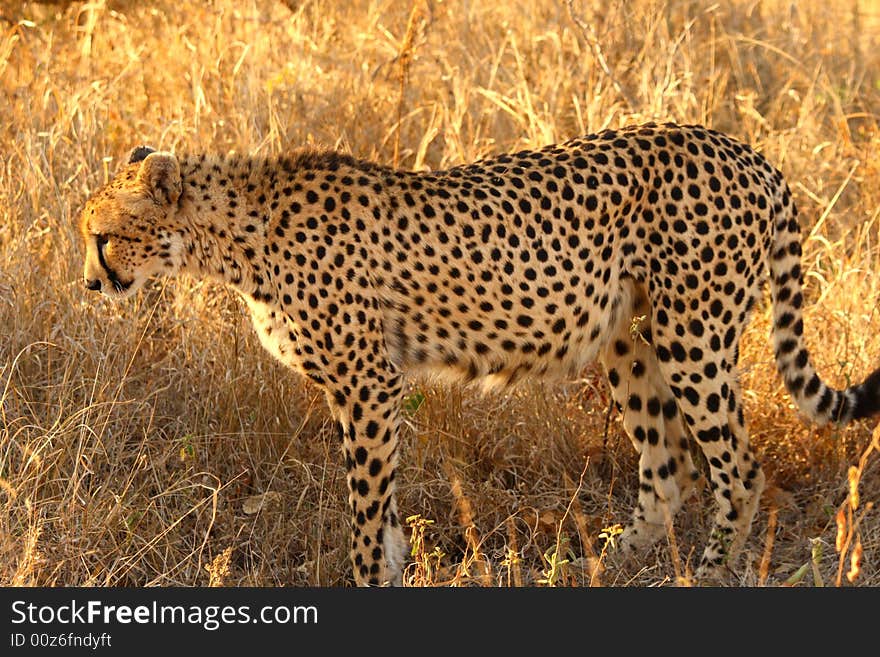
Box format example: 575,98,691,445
1,0,878,586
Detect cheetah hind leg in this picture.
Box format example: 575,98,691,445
600,285,698,557
382,495,407,586
655,360,753,581
653,377,702,510
719,377,766,566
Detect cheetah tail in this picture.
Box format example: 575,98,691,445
769,197,880,425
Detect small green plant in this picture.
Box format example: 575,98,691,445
124,511,142,533
501,547,521,587
178,434,196,461
629,314,649,345
598,523,624,551
538,534,574,586
784,539,825,586
402,390,426,416
406,514,444,585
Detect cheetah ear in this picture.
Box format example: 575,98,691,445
127,145,156,164
137,151,182,206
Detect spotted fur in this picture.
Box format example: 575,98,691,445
79,122,880,585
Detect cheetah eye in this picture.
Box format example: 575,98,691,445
95,234,109,247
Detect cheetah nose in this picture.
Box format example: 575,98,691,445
85,278,102,292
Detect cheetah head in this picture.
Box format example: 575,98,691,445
79,146,184,299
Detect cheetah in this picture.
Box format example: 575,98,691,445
79,123,880,586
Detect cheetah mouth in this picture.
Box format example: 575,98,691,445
108,274,133,294
96,240,133,294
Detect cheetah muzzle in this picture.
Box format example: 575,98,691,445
79,123,880,585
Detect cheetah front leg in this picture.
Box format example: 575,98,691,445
324,367,407,586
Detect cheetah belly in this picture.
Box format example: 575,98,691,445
379,268,630,390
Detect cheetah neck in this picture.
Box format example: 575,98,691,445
173,154,276,302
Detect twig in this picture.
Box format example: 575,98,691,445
835,425,879,586
601,394,614,452
565,0,637,112
758,505,778,586
393,1,432,168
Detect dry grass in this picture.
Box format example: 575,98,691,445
1,0,879,587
